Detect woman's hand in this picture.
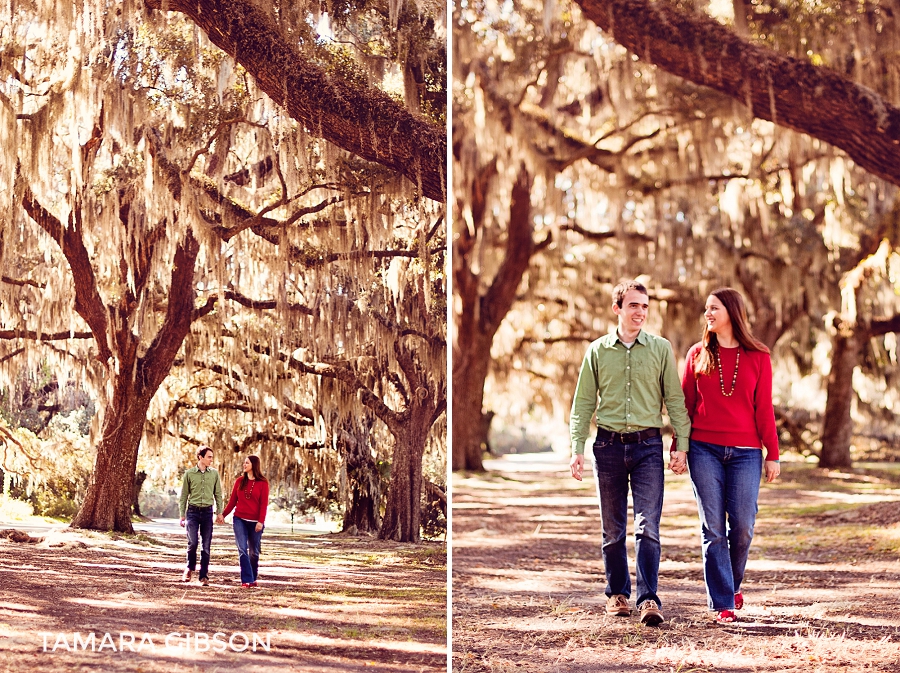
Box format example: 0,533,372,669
764,460,780,483
255,522,264,533
668,450,688,475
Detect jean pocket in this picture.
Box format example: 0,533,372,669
593,437,613,451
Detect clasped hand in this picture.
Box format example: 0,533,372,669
668,450,688,475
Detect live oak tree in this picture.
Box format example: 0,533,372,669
453,0,900,469
0,0,445,538
567,0,900,467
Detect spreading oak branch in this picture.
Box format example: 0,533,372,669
573,0,900,186
145,0,446,201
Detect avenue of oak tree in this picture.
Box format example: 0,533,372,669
0,0,446,541
453,0,900,471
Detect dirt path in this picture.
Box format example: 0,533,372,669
452,453,900,673
0,525,446,672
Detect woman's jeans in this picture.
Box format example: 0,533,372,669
592,432,664,608
687,440,762,610
233,517,264,584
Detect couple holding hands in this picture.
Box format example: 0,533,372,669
178,447,271,589
570,280,780,626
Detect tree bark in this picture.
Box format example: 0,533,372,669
72,388,152,531
452,165,536,471
451,330,495,471
379,409,430,543
145,0,446,202
573,0,900,187
819,312,900,468
819,328,866,469
378,340,443,543
339,420,381,534
133,471,148,519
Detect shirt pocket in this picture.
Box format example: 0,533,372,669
631,355,660,382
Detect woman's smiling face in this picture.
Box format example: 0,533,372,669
704,294,731,334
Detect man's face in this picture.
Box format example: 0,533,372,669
612,289,649,332
200,451,214,469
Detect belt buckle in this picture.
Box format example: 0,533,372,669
620,431,639,443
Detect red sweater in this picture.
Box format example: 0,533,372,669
223,477,270,524
681,343,780,461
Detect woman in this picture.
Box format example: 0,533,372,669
223,455,270,588
681,288,780,623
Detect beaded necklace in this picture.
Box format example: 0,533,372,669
243,476,256,499
715,347,740,397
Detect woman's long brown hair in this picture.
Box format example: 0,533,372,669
694,287,769,376
241,455,268,489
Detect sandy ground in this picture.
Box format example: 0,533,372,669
452,452,900,673
0,523,447,672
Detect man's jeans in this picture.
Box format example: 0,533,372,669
185,505,214,579
687,440,762,610
233,517,264,584
591,431,664,607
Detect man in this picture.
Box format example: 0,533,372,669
179,446,225,586
569,280,690,626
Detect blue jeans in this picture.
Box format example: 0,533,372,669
185,505,214,579
233,517,264,584
687,440,762,610
591,432,664,607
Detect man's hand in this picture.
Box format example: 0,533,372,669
668,450,688,474
764,460,780,483
569,454,585,481
179,518,186,528
215,514,225,525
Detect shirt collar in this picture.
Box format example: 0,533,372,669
600,328,647,347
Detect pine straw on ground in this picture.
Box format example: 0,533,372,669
452,456,900,673
0,526,446,672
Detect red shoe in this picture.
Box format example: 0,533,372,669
249,582,258,587
716,609,735,623
241,583,251,588
734,592,743,610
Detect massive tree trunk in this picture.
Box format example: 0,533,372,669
69,230,201,532
379,409,431,543
453,165,538,471
820,313,900,469
145,0,446,202
285,335,444,543
573,0,900,188
339,420,381,534
72,390,152,531
819,328,866,469
378,341,443,542
451,329,495,471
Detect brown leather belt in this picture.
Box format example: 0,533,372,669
595,427,661,444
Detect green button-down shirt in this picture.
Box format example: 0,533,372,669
569,329,691,455
178,466,224,517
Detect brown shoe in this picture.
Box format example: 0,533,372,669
181,569,192,583
605,594,631,617
200,576,209,586
639,600,664,626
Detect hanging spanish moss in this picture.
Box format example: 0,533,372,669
0,0,446,539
